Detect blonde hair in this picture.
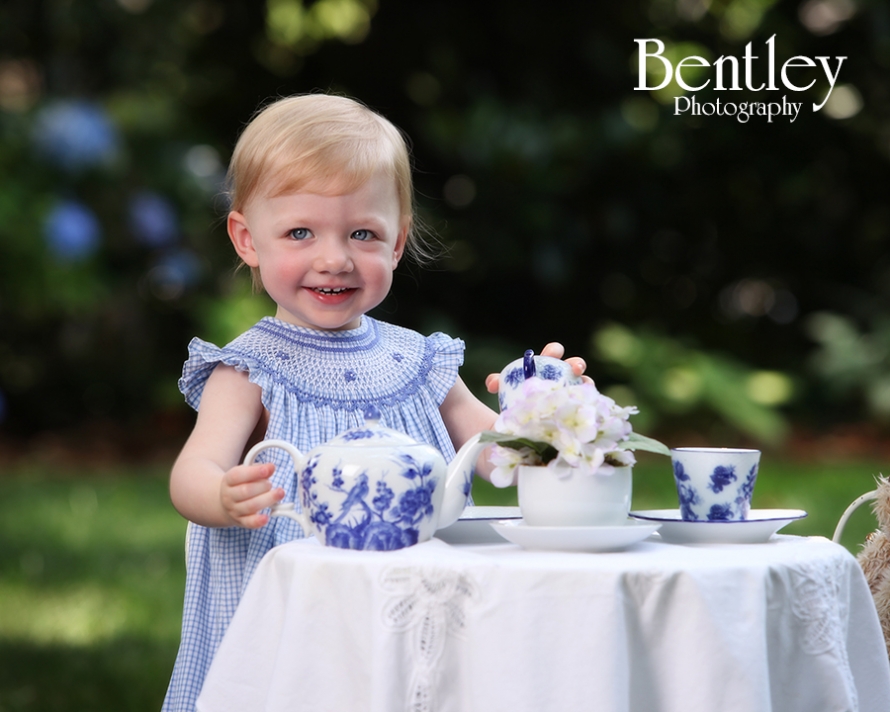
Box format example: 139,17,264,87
226,93,435,286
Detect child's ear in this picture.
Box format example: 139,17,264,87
392,218,410,269
228,211,260,268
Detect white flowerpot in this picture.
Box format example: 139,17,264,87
518,465,632,526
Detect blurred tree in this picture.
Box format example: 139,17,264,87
0,0,888,445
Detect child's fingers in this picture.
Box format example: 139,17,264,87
486,345,586,394
564,356,587,376
226,462,275,486
221,463,284,527
233,511,271,529
540,342,566,359
226,487,286,528
232,487,285,515
227,477,275,505
540,344,587,376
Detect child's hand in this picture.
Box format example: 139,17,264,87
219,462,286,529
484,342,590,394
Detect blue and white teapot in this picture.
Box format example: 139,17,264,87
245,407,488,551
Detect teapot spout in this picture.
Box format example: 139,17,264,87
439,433,489,529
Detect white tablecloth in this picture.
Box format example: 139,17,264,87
197,534,890,712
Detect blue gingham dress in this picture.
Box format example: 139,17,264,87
162,315,464,712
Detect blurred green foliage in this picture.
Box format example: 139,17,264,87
1,0,889,447
806,311,890,422
592,322,793,444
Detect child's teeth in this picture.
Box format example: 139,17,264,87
316,287,347,294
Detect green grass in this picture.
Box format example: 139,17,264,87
0,467,186,712
0,457,886,711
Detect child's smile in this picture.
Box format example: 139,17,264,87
306,285,358,308
228,172,408,331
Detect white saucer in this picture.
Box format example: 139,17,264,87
436,506,522,545
630,509,808,544
488,519,661,552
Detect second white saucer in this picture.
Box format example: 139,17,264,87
630,509,807,544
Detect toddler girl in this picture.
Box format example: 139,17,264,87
161,93,584,711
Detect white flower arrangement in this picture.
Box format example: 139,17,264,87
481,378,669,488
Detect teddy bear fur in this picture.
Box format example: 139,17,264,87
856,475,890,659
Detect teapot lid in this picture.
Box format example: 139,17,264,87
326,404,418,448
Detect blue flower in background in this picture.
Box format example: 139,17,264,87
43,199,101,261
128,191,178,247
0,389,7,424
32,101,119,172
147,249,202,299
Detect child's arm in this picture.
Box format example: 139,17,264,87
169,365,285,529
439,375,499,449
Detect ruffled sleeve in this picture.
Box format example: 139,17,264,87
423,332,466,405
178,337,271,411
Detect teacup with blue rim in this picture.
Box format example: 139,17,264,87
671,447,761,521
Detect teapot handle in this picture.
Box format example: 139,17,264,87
242,439,311,534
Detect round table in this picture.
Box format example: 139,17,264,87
196,533,890,712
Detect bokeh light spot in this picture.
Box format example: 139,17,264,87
661,366,702,403
443,175,476,208
43,200,102,261
746,371,793,406
129,191,178,247
799,0,856,36
32,101,120,172
823,84,863,120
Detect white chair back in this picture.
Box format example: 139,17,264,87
833,490,879,543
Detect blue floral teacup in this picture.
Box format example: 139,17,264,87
670,447,761,521
498,349,581,412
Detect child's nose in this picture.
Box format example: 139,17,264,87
313,239,353,273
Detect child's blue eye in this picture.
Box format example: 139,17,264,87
288,228,310,240
351,229,374,241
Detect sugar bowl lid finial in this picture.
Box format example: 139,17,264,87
523,349,536,380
